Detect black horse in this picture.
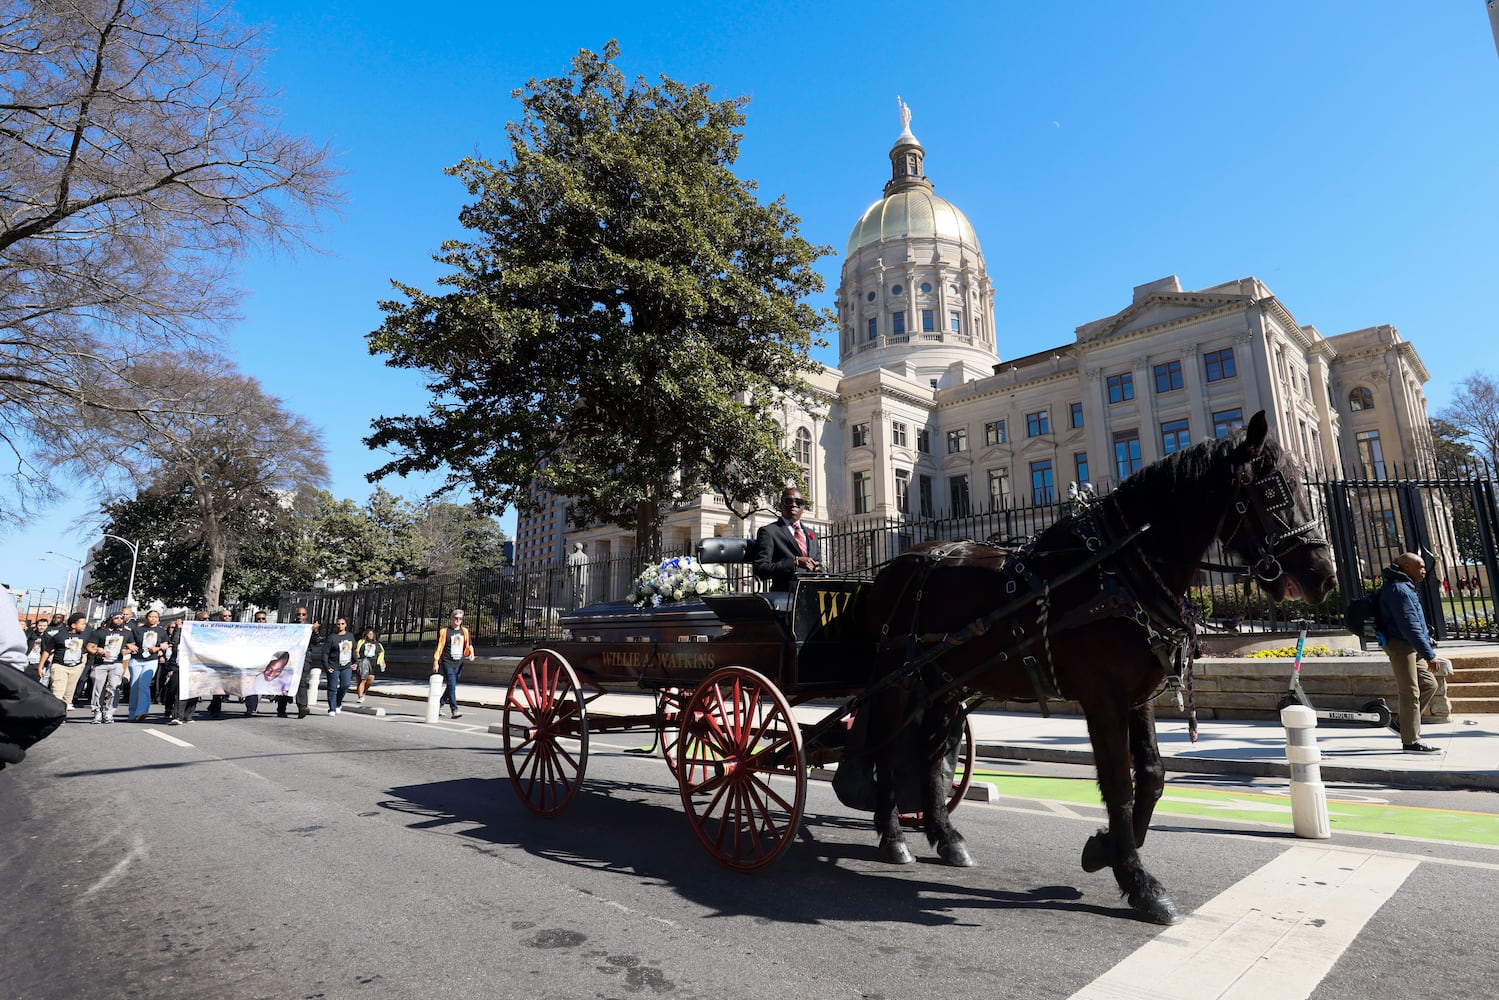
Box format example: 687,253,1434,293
860,411,1337,924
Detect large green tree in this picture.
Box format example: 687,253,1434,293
366,42,832,560
410,501,509,578
306,486,420,586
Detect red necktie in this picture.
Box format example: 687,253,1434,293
794,523,807,557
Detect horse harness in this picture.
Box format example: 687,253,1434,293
875,452,1329,741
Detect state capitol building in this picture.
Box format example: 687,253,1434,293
514,108,1435,569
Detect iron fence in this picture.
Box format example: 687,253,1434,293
283,462,1499,647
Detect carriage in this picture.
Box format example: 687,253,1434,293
498,540,977,872
501,413,1339,923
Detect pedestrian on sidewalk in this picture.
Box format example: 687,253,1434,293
323,617,355,715
1377,552,1450,754
354,627,384,705
432,609,472,719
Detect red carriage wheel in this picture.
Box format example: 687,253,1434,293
676,666,806,872
657,687,686,778
898,714,976,829
503,649,588,817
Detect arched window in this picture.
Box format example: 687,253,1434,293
794,427,812,469
1348,387,1374,412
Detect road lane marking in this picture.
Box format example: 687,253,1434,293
142,728,193,748
1067,845,1416,1000
84,834,147,897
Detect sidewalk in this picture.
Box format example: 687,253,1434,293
365,675,1499,791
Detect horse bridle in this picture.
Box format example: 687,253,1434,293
1216,458,1330,583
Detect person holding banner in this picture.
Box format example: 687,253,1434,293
277,607,319,719
432,609,472,720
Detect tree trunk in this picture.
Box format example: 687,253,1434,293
635,498,661,568
203,527,228,611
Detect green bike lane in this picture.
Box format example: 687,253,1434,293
969,767,1499,847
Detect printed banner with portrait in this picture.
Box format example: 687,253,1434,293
178,622,313,700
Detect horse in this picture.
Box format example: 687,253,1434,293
859,411,1337,924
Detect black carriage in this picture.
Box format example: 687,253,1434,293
499,542,977,872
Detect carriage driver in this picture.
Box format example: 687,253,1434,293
753,488,823,592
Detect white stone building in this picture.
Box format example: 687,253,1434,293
521,110,1435,568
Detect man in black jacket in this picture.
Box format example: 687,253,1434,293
753,488,823,592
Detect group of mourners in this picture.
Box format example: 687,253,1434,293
17,605,394,725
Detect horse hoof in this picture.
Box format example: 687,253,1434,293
1132,894,1184,926
940,842,977,867
1080,832,1110,873
879,840,914,865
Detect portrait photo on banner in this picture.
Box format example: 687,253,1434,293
178,622,313,700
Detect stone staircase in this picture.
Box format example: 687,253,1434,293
1445,652,1499,715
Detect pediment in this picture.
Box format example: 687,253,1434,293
1078,294,1248,343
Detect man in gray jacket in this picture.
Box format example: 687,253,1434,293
1377,552,1450,754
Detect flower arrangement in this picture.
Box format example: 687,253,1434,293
627,556,729,609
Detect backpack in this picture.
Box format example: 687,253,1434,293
1343,590,1383,638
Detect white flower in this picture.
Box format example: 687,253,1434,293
627,555,728,609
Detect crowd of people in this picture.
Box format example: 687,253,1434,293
9,602,472,725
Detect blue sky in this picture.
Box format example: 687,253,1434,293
8,1,1499,604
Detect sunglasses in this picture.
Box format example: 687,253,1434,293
781,498,806,507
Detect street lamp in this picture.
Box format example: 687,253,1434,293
41,552,81,612
102,533,140,609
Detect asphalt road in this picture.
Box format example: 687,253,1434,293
3,696,1496,1000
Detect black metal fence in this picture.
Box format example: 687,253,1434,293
282,463,1499,647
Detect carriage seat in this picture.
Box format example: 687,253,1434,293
695,537,790,614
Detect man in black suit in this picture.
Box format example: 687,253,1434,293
753,488,822,592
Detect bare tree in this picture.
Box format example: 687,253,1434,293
0,0,338,522
92,359,329,608
1438,373,1499,468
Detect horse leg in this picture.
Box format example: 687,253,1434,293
923,702,975,867
1126,702,1165,848
1078,701,1183,925
869,689,913,865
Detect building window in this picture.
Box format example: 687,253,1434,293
918,474,934,517
892,310,906,337
1212,408,1244,438
891,420,907,448
1113,429,1143,481
987,468,1011,510
1069,401,1084,429
891,284,903,295
1074,452,1089,488
1154,360,1183,393
1349,386,1374,411
949,474,971,516
894,468,910,514
866,291,876,302
984,420,1007,446
1026,410,1050,436
1374,508,1400,546
921,309,935,332
920,282,932,294
852,471,872,515
1030,460,1055,504
1160,418,1191,455
946,428,968,454
1204,347,1237,382
794,427,812,468
949,311,961,333
867,317,877,341
1356,429,1386,479
851,422,870,448
916,428,931,453
1106,372,1135,404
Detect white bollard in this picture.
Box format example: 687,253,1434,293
425,673,443,724
306,667,322,707
1280,704,1331,839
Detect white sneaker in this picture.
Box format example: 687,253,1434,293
327,707,336,715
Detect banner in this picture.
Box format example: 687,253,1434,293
178,622,313,700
